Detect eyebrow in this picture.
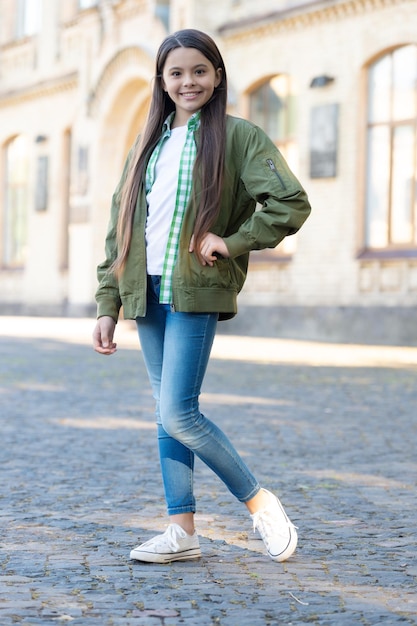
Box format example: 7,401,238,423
167,63,209,71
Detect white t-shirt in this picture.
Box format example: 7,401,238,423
145,125,187,275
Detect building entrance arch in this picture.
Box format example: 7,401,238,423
90,47,154,280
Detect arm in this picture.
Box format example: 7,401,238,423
189,123,311,264
224,123,311,258
94,146,135,322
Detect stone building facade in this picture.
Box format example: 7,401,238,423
1,0,417,343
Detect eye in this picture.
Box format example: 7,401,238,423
171,71,181,77
196,69,206,75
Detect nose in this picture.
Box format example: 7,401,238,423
182,72,195,86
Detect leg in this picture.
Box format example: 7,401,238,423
159,308,298,564
159,309,260,503
136,276,197,519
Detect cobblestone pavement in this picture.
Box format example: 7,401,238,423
1,316,417,626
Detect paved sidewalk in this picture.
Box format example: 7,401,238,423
1,316,416,626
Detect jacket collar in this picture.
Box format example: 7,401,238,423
162,111,201,134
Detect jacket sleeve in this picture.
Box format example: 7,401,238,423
223,123,311,258
95,149,133,321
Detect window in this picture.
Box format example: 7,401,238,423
155,0,170,30
79,0,98,8
16,0,41,38
3,136,30,268
365,45,417,250
249,75,296,164
249,75,297,256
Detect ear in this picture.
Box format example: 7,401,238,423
161,77,167,92
214,68,222,88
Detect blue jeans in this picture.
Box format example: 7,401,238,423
136,275,260,516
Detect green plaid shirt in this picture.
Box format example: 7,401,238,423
145,112,200,304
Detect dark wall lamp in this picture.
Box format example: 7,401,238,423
310,75,335,88
35,135,48,143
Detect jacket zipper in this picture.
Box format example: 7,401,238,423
266,158,287,190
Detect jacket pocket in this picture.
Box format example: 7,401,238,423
214,257,237,290
177,252,238,291
266,158,287,190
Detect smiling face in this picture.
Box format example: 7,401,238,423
162,47,222,127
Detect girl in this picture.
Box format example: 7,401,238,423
93,29,311,564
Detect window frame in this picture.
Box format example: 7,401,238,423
16,0,41,39
362,45,417,258
2,136,30,269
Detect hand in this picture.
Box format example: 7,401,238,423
189,233,230,267
92,316,117,355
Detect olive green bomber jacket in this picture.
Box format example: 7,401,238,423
95,115,311,322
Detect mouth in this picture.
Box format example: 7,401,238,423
180,92,201,98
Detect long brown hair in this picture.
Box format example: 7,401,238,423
111,29,228,276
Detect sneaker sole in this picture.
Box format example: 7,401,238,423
130,547,202,564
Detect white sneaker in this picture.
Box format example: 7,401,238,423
130,523,201,564
251,488,298,562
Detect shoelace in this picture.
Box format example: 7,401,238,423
252,509,297,547
143,525,185,552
